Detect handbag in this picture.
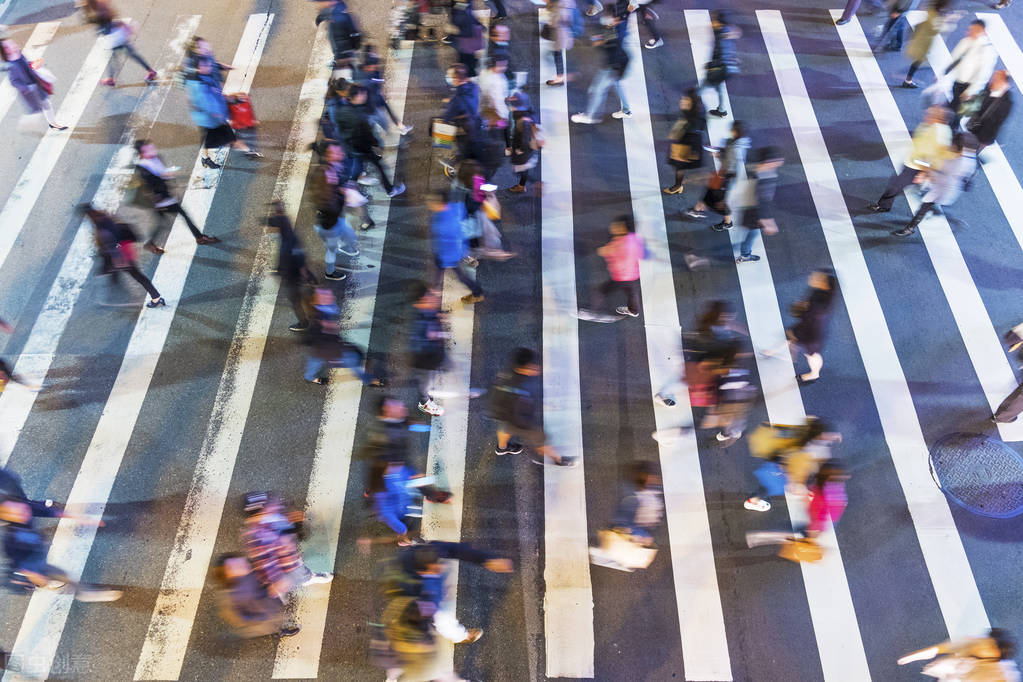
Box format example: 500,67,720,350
670,143,693,162
540,23,554,41
777,538,823,563
431,118,458,148
707,172,723,190
30,63,56,96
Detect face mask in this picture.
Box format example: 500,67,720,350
445,75,455,87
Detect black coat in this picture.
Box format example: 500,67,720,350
967,88,1013,146
789,287,835,355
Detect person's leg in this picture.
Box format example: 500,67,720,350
304,354,327,382
641,8,661,43
369,155,395,194
166,203,205,240
905,59,924,83
284,280,309,326
121,42,155,74
838,0,861,21
875,165,917,210
124,264,161,299
739,226,760,257
334,215,360,254
585,69,614,120
895,201,932,235
453,262,483,296
802,352,823,381
106,47,123,81
339,347,372,383
624,279,640,315
994,384,1023,422
613,77,630,114
315,224,340,274
415,368,436,404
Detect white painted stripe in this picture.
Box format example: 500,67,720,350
133,21,326,682
270,40,414,680
620,14,730,681
0,22,61,127
1,15,274,682
0,0,12,21
0,33,112,276
0,15,201,468
687,12,871,681
836,11,1023,442
767,10,989,640
539,15,594,680
977,13,1023,79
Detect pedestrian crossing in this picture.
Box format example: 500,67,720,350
0,5,1022,681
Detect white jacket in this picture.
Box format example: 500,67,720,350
478,68,509,121
947,35,998,97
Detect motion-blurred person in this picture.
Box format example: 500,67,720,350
625,0,662,49
428,190,484,303
0,319,40,392
185,57,252,169
744,418,838,511
316,0,363,71
663,89,706,195
451,1,485,78
571,6,630,125
489,347,577,466
701,354,757,445
698,10,740,118
441,63,482,164
79,204,165,308
0,34,67,130
303,287,379,386
363,395,414,467
944,19,997,128
80,0,157,86
507,91,540,193
346,84,405,196
835,0,885,26
803,459,848,538
736,146,783,263
687,120,751,231
267,201,317,332
311,142,359,280
213,554,300,639
873,0,915,54
242,492,332,600
589,461,664,571
134,139,220,251
367,458,451,545
361,48,412,136
479,57,510,150
542,0,577,88
0,498,119,601
869,105,951,213
900,0,958,89
409,283,450,417
226,92,263,158
966,70,1013,156
787,268,837,383
577,214,644,321
898,628,1020,681
893,133,976,237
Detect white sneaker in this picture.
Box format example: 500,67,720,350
398,123,413,135
418,399,445,416
743,498,771,512
645,38,664,49
585,0,603,16
304,572,334,585
571,113,599,125
357,173,380,186
615,306,639,317
611,110,633,119
337,245,360,257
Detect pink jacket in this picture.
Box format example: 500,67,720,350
807,481,846,534
601,233,643,282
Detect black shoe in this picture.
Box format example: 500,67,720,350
324,270,347,281
709,108,727,117
495,442,524,456
279,625,301,637
868,203,889,213
892,227,915,237
48,123,68,131
795,374,819,385
146,297,167,308
288,322,309,332
710,220,732,231
835,17,850,25
900,79,919,89
735,254,760,263
201,157,221,169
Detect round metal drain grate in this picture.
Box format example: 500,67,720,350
929,432,1023,518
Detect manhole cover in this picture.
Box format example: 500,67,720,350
929,432,1023,518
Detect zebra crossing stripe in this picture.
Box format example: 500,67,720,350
1,14,275,682
270,40,414,680
0,21,61,126
766,9,990,642
0,15,201,467
0,32,113,277
686,11,871,682
619,13,732,681
538,13,595,680
837,11,1023,443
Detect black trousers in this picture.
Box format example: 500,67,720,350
150,202,203,245
876,165,919,210
596,278,640,315
110,264,161,299
902,201,935,233
282,279,309,325
950,80,970,129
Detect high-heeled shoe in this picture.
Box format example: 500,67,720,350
48,123,68,131
201,157,221,169
146,297,166,308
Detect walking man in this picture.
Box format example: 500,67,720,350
945,19,998,129
134,140,220,252
571,6,630,125
736,147,783,264
869,105,951,213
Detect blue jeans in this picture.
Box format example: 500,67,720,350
305,347,370,383
315,217,359,273
739,226,761,257
585,68,629,120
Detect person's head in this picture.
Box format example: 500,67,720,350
409,280,440,309
990,69,1011,91
967,18,986,40
610,214,635,236
376,394,408,421
195,37,212,56
446,63,468,87
0,499,31,524
324,142,344,164
989,628,1017,660
731,120,745,140
490,57,508,74
815,459,848,487
362,47,380,72
682,87,702,114
924,104,949,126
631,460,657,490
312,286,335,306
512,347,539,375
197,57,213,75
491,24,510,45
808,268,836,291
710,9,730,29
426,189,449,212
214,554,252,585
412,545,445,576
0,38,20,62
268,200,286,217
134,139,157,159
700,300,736,330
507,90,531,114
934,0,953,12
348,83,367,105
800,416,831,446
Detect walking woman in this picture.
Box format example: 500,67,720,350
901,0,957,88
686,119,751,230
543,0,576,87
663,88,706,195
788,268,837,384
508,91,538,193
134,139,220,251
80,0,157,87
185,57,252,169
0,36,67,130
79,204,165,308
698,9,740,118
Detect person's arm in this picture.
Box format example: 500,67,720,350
430,541,511,570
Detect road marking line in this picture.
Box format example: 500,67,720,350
0,32,113,276
763,9,989,641
131,20,330,682
687,11,871,681
270,40,415,681
0,15,201,468
836,10,1023,442
0,21,61,128
620,13,731,681
539,14,594,680
1,15,274,682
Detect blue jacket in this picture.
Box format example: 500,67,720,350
431,202,467,267
185,75,229,129
442,82,480,128
373,466,415,535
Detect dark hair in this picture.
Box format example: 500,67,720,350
412,545,441,573
632,460,655,489
348,83,367,99
212,553,246,587
990,628,1017,660
612,214,635,233
799,417,830,446
814,459,846,487
513,347,537,368
366,459,389,494
697,300,735,335
731,120,745,138
0,40,14,63
134,139,150,153
971,18,986,29
408,280,430,303
447,63,468,81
